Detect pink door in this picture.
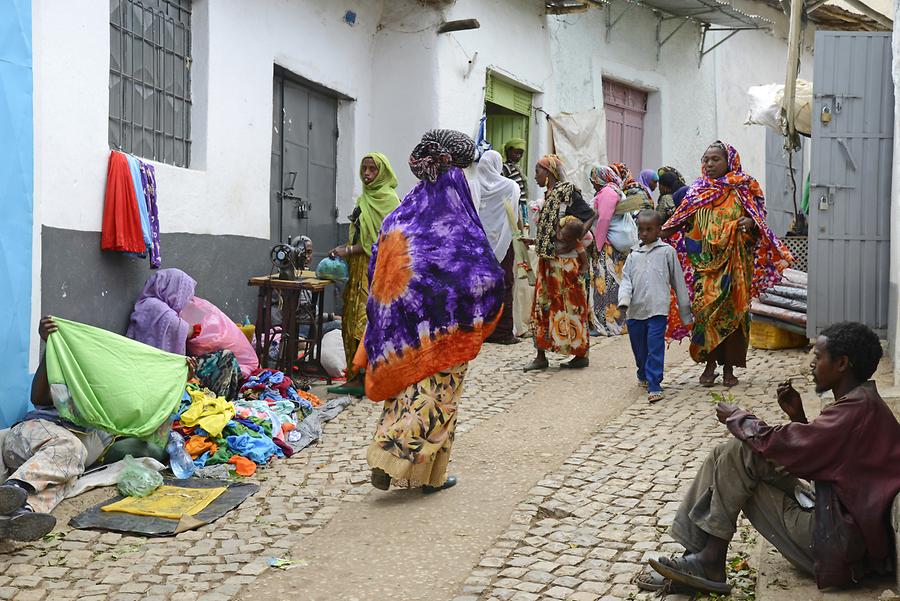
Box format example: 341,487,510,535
603,80,647,171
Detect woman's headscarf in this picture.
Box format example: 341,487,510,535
476,150,522,261
357,133,503,402
409,129,476,183
664,141,793,339
351,153,400,256
658,166,686,189
638,169,659,194
590,165,625,202
537,154,566,182
126,268,196,355
610,163,640,193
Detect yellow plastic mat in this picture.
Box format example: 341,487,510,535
101,485,227,519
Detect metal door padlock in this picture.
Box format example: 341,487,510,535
818,195,829,211
820,106,832,125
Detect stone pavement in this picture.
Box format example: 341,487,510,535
0,339,553,601
451,346,814,601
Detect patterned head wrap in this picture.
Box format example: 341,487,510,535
590,165,625,201
537,154,566,183
657,166,686,189
610,162,640,192
409,129,476,183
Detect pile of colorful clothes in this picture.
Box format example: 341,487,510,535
169,368,323,478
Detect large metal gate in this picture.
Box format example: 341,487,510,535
808,31,893,338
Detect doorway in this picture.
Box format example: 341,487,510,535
484,72,532,177
603,79,647,171
270,69,339,265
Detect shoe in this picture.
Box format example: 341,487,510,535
638,380,649,389
423,476,458,494
648,391,665,404
0,482,29,515
370,468,391,491
523,358,549,372
560,356,589,369
326,383,365,397
0,508,56,541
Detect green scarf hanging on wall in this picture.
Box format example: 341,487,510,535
45,318,188,438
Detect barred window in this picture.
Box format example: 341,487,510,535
109,0,192,168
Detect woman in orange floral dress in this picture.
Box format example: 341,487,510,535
524,155,596,372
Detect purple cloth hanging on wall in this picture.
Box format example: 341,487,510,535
139,160,162,268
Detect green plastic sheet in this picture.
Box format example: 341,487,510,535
46,318,188,438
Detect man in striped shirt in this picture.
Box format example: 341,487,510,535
501,138,528,228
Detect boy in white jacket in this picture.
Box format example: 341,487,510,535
618,210,692,403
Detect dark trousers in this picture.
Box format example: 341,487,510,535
489,243,515,341
626,315,667,392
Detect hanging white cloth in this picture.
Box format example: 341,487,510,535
475,150,521,261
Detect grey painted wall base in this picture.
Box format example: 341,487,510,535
42,227,343,335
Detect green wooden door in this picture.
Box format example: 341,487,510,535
485,72,532,176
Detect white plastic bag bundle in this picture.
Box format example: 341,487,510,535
745,80,813,136
320,329,346,378
606,213,639,253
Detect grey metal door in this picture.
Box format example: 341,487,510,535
808,31,893,338
270,73,338,264
764,129,804,238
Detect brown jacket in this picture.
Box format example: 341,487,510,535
726,382,900,587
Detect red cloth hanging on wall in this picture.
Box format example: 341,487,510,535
101,150,145,252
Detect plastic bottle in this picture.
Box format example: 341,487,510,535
166,431,195,479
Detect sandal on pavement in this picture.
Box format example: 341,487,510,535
723,374,739,388
423,476,457,494
633,566,696,594
638,380,649,389
560,356,589,369
523,359,549,372
648,556,732,595
648,391,665,404
699,372,719,387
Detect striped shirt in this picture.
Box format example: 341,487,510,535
502,162,527,204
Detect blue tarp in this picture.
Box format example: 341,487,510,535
0,0,34,427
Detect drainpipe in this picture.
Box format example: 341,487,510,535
782,0,803,153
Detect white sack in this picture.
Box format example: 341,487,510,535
321,329,347,378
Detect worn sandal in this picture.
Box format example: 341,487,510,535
560,356,589,369
638,380,649,389
699,372,719,387
633,566,696,594
523,358,549,372
723,374,739,388
648,391,665,404
648,556,732,595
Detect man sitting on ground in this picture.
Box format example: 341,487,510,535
638,321,900,594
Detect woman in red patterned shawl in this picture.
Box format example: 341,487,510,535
663,142,792,388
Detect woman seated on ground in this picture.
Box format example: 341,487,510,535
127,268,242,400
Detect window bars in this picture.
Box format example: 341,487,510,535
109,0,192,167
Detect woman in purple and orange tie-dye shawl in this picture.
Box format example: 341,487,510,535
663,141,792,388
356,129,504,493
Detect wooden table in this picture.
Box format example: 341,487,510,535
248,272,333,381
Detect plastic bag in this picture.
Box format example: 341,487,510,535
320,329,346,378
117,455,164,498
315,257,349,282
606,213,638,253
179,296,259,378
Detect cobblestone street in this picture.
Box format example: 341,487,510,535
0,339,868,601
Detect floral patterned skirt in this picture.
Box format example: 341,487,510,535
366,363,467,487
532,257,590,357
592,243,628,337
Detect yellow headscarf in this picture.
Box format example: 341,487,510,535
352,153,400,256
537,154,566,182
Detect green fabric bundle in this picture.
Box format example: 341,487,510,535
46,318,189,438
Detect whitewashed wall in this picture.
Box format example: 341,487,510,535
548,0,814,188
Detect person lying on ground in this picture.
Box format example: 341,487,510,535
0,317,113,541
636,321,900,595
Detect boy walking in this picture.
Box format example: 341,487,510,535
618,210,692,402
